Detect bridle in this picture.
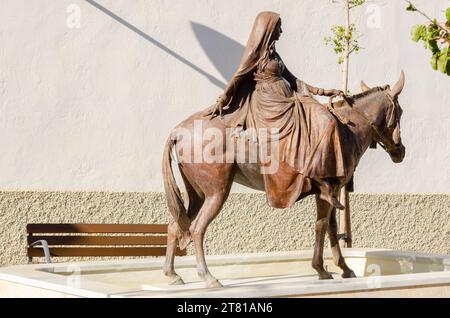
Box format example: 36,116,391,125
355,89,402,152
328,88,402,153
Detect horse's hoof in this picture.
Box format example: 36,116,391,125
342,270,356,279
318,273,334,280
206,279,223,288
169,275,185,285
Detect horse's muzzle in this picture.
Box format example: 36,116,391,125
389,144,405,163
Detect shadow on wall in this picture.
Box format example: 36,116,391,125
190,22,245,82
84,0,232,89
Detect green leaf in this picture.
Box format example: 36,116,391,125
349,0,365,7
446,7,450,23
406,3,417,11
428,40,440,53
438,47,449,73
411,25,425,42
437,54,447,73
430,53,439,70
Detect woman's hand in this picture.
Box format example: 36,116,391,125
210,94,229,119
324,89,345,97
336,90,346,97
304,83,345,98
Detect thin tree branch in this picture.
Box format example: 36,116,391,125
404,0,450,34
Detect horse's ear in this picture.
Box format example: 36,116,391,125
390,70,405,98
360,81,370,92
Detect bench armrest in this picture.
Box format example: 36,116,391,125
29,240,52,263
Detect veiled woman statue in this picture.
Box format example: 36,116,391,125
205,11,347,209
163,11,406,286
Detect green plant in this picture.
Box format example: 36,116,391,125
324,0,365,93
324,0,366,248
406,1,450,76
324,24,362,65
349,0,365,8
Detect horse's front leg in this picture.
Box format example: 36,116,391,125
312,194,333,280
328,208,356,278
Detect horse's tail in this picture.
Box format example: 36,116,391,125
162,137,192,250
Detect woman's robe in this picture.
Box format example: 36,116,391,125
204,12,347,208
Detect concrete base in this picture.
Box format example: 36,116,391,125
1,249,450,298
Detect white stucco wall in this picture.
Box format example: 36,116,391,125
1,0,449,193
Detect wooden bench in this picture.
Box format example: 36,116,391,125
27,223,186,263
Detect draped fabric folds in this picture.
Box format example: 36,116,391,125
204,12,347,208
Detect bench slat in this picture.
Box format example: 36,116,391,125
27,224,168,234
28,236,168,246
27,247,186,257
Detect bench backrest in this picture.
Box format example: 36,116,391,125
27,223,186,261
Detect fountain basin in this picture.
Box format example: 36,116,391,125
0,248,449,298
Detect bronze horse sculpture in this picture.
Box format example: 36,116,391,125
162,12,406,288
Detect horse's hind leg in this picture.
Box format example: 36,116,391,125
163,170,204,285
328,208,356,278
163,222,186,285
312,193,334,280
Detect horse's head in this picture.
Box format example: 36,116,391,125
359,71,406,163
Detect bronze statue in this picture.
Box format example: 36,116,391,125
162,12,406,288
